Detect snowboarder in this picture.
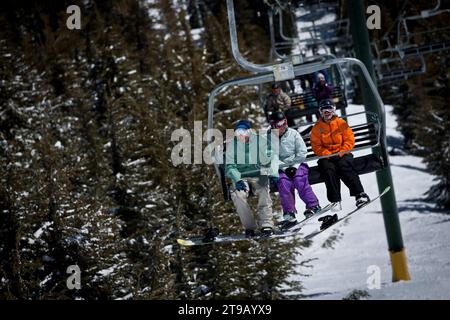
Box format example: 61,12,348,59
310,99,370,209
269,111,321,229
307,72,333,123
266,83,291,113
312,72,333,102
225,120,279,237
265,83,294,126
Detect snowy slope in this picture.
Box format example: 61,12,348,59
289,104,450,300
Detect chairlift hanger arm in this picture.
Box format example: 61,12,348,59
275,6,349,52
276,6,299,42
403,0,449,20
227,0,348,76
268,8,289,60
227,0,284,73
268,7,343,66
268,7,316,61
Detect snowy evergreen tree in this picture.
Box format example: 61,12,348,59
374,0,450,210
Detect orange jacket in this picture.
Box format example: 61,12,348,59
310,116,355,157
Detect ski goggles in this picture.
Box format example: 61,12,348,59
319,105,335,114
235,128,250,136
270,119,287,128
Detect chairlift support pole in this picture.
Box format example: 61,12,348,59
347,0,410,282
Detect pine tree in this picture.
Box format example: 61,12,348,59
411,57,450,209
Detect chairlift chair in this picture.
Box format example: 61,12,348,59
277,63,348,124
375,53,426,84
263,2,351,108
397,0,450,46
207,58,389,201
253,2,351,120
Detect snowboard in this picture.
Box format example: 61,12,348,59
304,186,391,240
176,186,391,247
176,226,306,247
176,204,335,247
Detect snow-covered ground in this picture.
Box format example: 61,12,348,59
289,104,450,300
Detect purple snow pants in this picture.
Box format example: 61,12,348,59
277,163,319,213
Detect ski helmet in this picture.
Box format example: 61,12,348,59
269,111,287,127
269,111,288,136
234,119,251,143
234,119,251,131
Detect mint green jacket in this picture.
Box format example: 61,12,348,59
224,131,279,184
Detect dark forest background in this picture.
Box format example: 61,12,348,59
0,0,448,299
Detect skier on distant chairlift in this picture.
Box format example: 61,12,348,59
312,72,333,102
268,111,322,229
310,99,370,213
304,72,332,123
265,83,295,126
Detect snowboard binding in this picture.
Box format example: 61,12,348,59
279,211,298,230
318,214,338,230
202,227,219,242
279,220,298,230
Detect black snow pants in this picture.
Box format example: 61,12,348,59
317,154,365,202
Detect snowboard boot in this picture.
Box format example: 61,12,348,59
245,229,256,238
318,214,338,230
355,192,370,208
303,205,322,219
330,201,342,212
280,211,297,230
202,227,219,242
260,227,274,237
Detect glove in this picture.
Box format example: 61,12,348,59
269,176,279,193
285,167,297,179
269,176,279,185
235,180,247,192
